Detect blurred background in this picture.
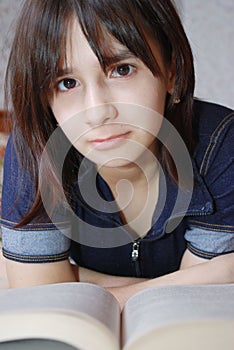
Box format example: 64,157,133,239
0,0,233,109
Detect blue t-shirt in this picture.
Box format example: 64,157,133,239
1,100,234,278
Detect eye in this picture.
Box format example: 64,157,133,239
57,78,80,91
110,64,136,78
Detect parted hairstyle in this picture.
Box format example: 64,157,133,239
5,0,195,226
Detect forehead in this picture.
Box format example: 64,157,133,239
61,18,165,74
54,10,167,82
65,19,135,61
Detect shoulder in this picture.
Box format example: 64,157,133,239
186,100,234,246
193,99,233,137
1,133,37,227
192,99,234,176
2,132,35,198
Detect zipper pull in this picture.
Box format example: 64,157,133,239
131,241,140,262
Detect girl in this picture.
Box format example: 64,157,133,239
1,0,234,307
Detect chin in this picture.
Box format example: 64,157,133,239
96,158,134,169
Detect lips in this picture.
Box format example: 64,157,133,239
92,131,130,143
89,131,131,150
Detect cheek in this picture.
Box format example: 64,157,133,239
116,102,164,141
145,86,167,115
138,126,161,148
50,99,87,148
51,96,80,125
135,78,167,115
50,99,64,124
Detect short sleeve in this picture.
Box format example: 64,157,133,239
186,108,234,258
185,227,234,259
1,134,71,263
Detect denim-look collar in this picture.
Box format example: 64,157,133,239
75,156,214,241
147,158,214,240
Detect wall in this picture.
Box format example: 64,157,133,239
179,0,234,109
0,0,233,109
0,0,22,109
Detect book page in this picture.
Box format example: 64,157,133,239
0,282,120,350
122,284,234,350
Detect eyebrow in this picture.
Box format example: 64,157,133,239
56,68,71,78
56,48,137,78
102,48,137,66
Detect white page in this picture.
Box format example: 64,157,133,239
122,284,234,349
0,282,120,350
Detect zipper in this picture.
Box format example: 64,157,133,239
131,239,141,277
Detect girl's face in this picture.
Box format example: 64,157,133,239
51,21,174,168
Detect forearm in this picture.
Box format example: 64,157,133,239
78,266,147,288
0,250,9,289
6,258,78,288
108,253,234,307
79,252,234,290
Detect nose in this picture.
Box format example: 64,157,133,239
85,104,118,127
83,83,118,127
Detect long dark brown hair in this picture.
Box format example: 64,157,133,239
5,0,195,226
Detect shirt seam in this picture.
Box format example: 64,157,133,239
199,112,234,176
2,248,70,263
0,221,69,231
187,243,234,259
188,221,234,233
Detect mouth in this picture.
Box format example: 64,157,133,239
89,131,131,150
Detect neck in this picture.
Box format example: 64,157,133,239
99,154,158,187
97,151,160,235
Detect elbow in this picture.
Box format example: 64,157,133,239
212,252,234,283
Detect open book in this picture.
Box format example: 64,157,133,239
0,283,233,350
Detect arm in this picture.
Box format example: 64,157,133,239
79,250,234,308
1,135,78,288
0,250,9,289
5,258,78,288
110,251,234,307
